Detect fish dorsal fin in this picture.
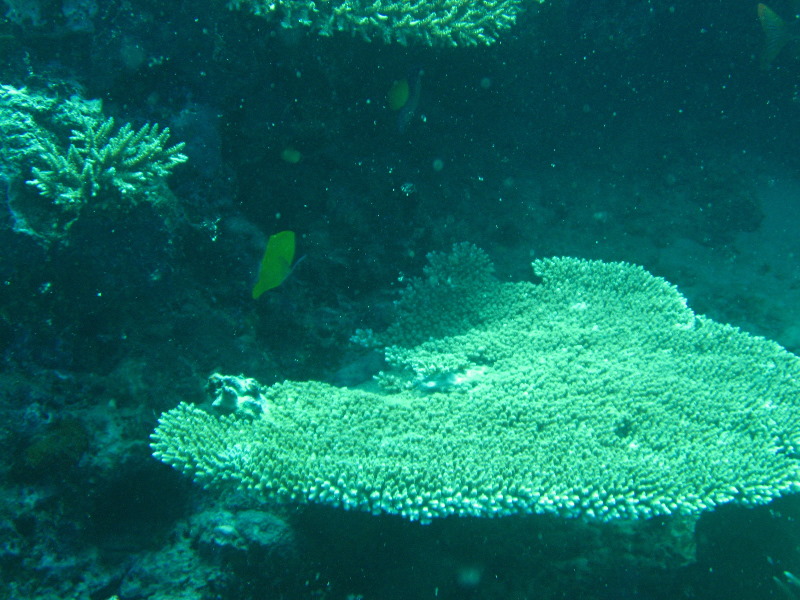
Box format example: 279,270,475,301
758,3,790,68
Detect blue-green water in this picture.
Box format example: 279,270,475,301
2,0,800,598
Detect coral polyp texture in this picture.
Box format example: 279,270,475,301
152,246,800,524
227,0,545,46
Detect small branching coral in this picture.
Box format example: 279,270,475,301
28,117,187,208
0,84,187,242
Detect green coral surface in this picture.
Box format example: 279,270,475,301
228,0,545,46
152,249,800,523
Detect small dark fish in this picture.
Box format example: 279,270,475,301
396,68,424,133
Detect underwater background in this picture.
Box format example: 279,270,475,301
2,0,800,598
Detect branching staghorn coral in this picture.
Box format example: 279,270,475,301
0,84,186,242
152,246,800,524
227,0,546,46
28,116,187,207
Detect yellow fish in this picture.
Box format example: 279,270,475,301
252,230,296,299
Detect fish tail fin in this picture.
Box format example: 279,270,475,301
758,3,790,69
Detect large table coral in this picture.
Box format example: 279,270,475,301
152,246,800,523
